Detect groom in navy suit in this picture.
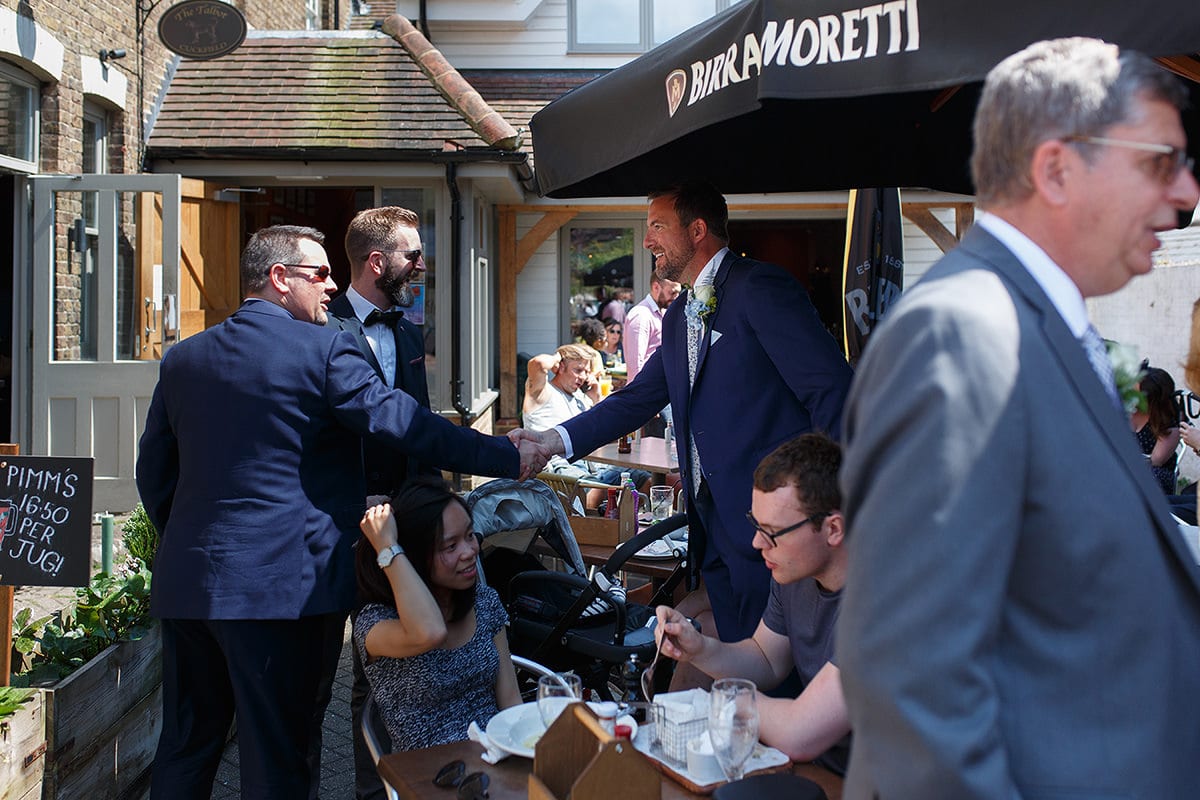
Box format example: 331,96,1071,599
137,225,547,800
520,182,853,641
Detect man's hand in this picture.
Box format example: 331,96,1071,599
655,605,706,663
516,438,552,480
507,427,566,456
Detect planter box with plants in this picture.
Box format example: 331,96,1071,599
7,504,160,800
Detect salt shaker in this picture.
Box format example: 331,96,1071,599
594,701,619,737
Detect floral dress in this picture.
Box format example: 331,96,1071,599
1136,423,1177,495
353,584,508,751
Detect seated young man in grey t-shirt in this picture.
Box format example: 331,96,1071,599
654,433,850,774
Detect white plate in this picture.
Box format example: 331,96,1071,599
484,701,638,759
635,539,686,560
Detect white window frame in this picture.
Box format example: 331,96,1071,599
0,60,39,173
559,217,652,345
568,0,731,54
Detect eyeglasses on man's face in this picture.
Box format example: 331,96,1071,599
279,263,331,280
745,511,825,547
1064,134,1195,186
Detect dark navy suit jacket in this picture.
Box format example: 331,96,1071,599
327,293,438,494
562,251,853,638
137,300,518,620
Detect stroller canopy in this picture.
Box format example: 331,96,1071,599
466,479,588,576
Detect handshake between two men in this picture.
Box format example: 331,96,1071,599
505,428,567,481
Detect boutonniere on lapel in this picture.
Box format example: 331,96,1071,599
1107,341,1147,414
683,283,718,322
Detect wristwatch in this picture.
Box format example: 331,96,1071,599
377,544,405,568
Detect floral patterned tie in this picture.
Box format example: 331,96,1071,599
684,289,706,493
1080,324,1122,412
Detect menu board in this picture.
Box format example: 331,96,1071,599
0,456,94,587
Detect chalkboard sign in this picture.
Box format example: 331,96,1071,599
0,456,94,587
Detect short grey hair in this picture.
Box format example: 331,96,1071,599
241,225,325,293
971,37,1188,206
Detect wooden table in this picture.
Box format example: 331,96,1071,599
587,436,676,476
377,740,842,800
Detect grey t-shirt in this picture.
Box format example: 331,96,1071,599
760,577,850,774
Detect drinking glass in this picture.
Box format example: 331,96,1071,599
708,678,758,781
537,673,582,729
649,485,673,521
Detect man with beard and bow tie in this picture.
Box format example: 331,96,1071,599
327,206,439,800
328,206,436,497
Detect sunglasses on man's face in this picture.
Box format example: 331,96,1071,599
280,263,332,280
433,760,490,800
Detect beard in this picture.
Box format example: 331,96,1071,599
653,242,694,284
376,264,416,307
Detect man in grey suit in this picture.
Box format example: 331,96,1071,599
837,38,1200,799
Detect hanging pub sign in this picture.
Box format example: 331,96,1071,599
0,456,94,587
158,0,247,61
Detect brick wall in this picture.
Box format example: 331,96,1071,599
0,0,339,358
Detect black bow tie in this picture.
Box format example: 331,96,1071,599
364,308,405,327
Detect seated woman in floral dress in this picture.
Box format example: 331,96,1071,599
353,477,521,750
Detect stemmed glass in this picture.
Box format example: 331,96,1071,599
537,672,582,729
708,678,759,782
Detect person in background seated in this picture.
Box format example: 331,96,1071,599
600,317,624,368
524,344,651,507
654,434,850,774
1132,364,1181,494
354,478,521,751
574,318,609,377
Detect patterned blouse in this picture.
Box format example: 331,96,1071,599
353,584,509,751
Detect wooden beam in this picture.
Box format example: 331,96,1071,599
903,205,960,254
955,203,975,240
515,210,578,277
498,209,519,419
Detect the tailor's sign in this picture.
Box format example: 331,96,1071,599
0,456,94,587
158,0,247,60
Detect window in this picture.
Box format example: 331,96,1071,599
0,61,38,172
305,0,321,30
561,220,653,344
569,0,729,53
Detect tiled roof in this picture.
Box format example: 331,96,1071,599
148,26,521,159
461,70,606,134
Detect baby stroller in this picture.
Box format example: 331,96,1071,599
467,478,690,701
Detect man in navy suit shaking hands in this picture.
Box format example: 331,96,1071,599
136,225,548,799
516,182,853,642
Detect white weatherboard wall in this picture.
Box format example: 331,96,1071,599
516,212,562,359
1089,216,1200,482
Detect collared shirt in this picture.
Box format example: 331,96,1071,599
975,212,1089,338
346,286,398,387
623,293,666,382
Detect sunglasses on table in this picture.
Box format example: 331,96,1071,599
433,759,490,800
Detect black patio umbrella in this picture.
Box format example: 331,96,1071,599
531,0,1200,198
582,254,633,286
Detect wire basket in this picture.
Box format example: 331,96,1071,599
649,704,707,765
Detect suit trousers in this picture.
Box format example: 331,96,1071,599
152,612,346,800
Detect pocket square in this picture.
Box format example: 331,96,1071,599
709,329,723,345
408,356,424,365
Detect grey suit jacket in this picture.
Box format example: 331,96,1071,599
837,227,1200,799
